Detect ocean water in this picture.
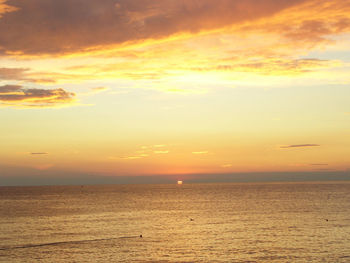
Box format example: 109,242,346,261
0,182,350,262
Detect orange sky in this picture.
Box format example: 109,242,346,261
0,0,350,184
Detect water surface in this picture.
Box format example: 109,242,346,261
1,182,350,262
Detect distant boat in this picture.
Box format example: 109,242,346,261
177,180,183,185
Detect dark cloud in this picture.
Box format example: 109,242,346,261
0,84,75,107
283,19,350,43
0,84,21,92
30,152,48,155
280,144,320,148
0,0,306,55
0,67,56,83
283,20,332,42
0,67,29,80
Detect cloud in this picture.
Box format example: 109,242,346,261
241,1,350,46
310,163,328,166
79,86,110,96
30,152,48,155
153,144,166,148
120,154,149,160
0,84,21,92
153,150,169,154
0,67,29,80
0,67,57,83
0,0,18,18
221,164,232,168
280,144,320,148
90,87,109,93
0,0,307,56
0,0,349,58
121,156,143,160
0,0,349,92
193,58,339,75
110,153,149,160
0,84,76,108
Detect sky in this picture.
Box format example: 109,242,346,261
0,0,350,185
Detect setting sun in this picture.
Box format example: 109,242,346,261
0,0,349,184
1,1,350,262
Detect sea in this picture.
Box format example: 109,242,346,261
0,182,350,262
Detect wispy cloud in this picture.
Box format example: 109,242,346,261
280,144,320,149
109,153,149,160
0,67,56,83
0,0,18,18
30,152,48,155
221,164,232,168
90,87,109,93
193,58,340,76
0,67,29,80
153,144,166,148
0,85,76,108
153,150,169,154
310,163,328,166
120,156,143,160
79,86,110,97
